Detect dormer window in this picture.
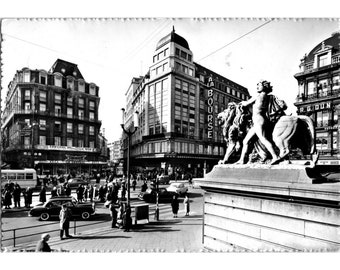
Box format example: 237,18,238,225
78,80,85,92
54,74,62,87
318,53,329,68
89,84,96,95
23,70,30,83
67,77,74,90
39,71,47,85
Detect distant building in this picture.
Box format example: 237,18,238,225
122,28,250,178
1,59,108,176
294,32,340,166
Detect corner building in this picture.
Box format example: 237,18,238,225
294,32,340,166
1,59,107,176
123,29,249,177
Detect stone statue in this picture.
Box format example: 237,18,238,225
218,80,317,166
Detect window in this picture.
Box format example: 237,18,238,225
78,109,84,120
318,54,329,68
67,107,73,118
78,140,84,147
89,141,95,148
181,51,187,59
23,70,30,82
316,132,329,151
67,78,74,90
25,90,31,99
164,48,168,57
89,126,95,135
55,105,61,116
25,102,31,111
89,101,95,110
55,121,61,132
332,131,337,150
67,138,73,147
188,54,192,62
333,75,340,91
54,136,61,146
67,97,73,106
188,68,194,76
39,120,46,130
39,91,47,102
39,136,46,145
89,112,95,120
90,84,96,95
155,142,161,153
153,55,157,63
40,74,47,84
67,123,73,133
55,93,61,104
54,75,62,87
175,48,180,56
78,80,85,92
24,136,30,146
78,124,84,134
78,98,84,108
39,103,46,112
163,62,168,72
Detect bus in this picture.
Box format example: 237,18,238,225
1,168,38,190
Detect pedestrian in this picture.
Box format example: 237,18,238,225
35,233,51,252
59,204,72,240
132,178,137,191
65,183,71,196
57,185,66,196
51,186,58,197
123,204,132,232
183,194,190,216
4,188,12,209
141,181,148,192
88,185,94,202
121,182,126,199
109,202,118,228
39,185,47,203
76,184,84,202
26,187,33,208
171,195,179,218
13,183,21,208
83,185,88,202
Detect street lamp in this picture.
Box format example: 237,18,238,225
120,108,139,205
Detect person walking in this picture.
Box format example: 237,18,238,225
76,184,84,202
39,185,47,204
3,188,12,209
12,183,21,208
51,186,58,197
109,202,118,228
35,233,51,252
59,204,72,240
123,204,132,232
171,195,179,218
65,183,71,196
132,178,137,191
183,194,190,216
26,187,33,208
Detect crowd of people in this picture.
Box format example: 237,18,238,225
2,182,34,209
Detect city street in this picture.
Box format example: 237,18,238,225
2,184,205,251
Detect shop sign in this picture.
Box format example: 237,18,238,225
207,77,214,138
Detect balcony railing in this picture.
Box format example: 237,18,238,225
296,88,340,102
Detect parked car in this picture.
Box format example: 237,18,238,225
29,196,95,221
67,178,89,188
138,188,177,203
166,183,188,195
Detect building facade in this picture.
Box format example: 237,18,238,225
1,59,108,176
122,29,250,178
294,32,340,166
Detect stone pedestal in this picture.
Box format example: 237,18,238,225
194,164,340,252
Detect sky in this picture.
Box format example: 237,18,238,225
1,18,339,143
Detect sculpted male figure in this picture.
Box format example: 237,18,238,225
236,80,280,165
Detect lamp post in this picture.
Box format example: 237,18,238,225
120,108,139,205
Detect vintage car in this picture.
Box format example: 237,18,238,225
166,182,188,195
29,196,95,221
138,188,177,203
67,178,90,188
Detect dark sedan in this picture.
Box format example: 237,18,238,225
29,196,95,221
138,188,177,203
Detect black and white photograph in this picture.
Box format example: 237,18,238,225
0,2,339,268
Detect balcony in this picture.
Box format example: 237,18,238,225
295,88,340,103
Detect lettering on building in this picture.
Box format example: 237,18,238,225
207,76,214,138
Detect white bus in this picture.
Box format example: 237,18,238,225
1,168,38,189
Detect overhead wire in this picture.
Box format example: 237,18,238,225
196,19,274,63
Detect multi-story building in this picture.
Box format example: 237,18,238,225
294,31,340,166
122,28,250,178
1,59,108,176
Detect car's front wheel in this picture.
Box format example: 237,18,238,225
81,211,90,220
40,212,50,221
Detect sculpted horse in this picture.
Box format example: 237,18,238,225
218,103,317,165
217,102,252,164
